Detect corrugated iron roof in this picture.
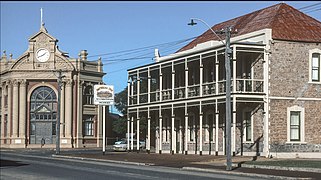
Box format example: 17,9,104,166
178,3,321,52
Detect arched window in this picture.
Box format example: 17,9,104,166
84,85,93,105
30,86,57,144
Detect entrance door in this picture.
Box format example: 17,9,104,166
29,86,57,144
35,122,53,144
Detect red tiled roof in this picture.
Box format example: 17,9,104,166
178,3,321,52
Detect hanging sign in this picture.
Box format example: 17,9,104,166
94,85,114,105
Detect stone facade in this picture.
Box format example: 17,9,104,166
268,40,321,157
0,24,107,148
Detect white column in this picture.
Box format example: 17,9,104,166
19,80,27,139
159,68,163,102
60,82,65,137
159,107,162,154
137,72,140,105
184,103,188,155
215,51,219,95
1,83,6,143
179,120,183,154
131,116,134,151
147,108,151,153
7,81,12,139
127,79,131,106
127,116,130,151
232,96,236,156
136,110,140,151
215,100,219,155
171,105,175,154
172,62,175,100
185,59,188,98
131,79,134,104
263,47,270,157
148,69,151,103
76,81,83,147
200,55,203,97
233,46,237,93
199,104,203,155
12,80,19,138
65,79,73,138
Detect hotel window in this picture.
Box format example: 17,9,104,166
312,53,320,82
290,112,300,141
287,106,305,143
309,49,321,83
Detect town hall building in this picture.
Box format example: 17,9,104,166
0,23,106,148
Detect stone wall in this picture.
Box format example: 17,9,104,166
269,40,321,153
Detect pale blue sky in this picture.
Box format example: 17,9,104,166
1,1,321,96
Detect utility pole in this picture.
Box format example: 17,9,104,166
223,26,232,171
188,18,236,171
56,69,64,155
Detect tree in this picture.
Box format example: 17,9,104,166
114,87,127,115
112,87,128,136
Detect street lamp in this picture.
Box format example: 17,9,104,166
188,18,233,171
54,69,65,155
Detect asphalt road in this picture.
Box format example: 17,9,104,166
1,151,264,180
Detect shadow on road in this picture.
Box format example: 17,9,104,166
0,159,29,168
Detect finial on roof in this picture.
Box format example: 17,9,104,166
40,8,48,33
2,50,7,57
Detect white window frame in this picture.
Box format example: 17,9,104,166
309,49,321,83
287,106,305,143
243,110,253,143
84,116,94,136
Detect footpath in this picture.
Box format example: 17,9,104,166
53,148,321,180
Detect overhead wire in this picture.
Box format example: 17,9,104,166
94,3,321,74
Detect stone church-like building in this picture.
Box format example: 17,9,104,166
0,23,106,148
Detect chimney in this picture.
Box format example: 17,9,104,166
154,49,160,62
80,50,88,61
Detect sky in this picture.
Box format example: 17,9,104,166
1,1,321,95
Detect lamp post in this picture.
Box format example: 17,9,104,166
188,18,233,171
55,69,65,155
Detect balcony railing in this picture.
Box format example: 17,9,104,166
174,87,185,99
129,79,264,105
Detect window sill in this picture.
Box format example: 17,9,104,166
243,141,254,144
308,81,321,84
285,141,307,144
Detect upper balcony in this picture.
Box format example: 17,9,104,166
128,43,266,107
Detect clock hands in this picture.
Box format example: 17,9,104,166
37,52,47,58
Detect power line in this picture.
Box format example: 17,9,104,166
87,36,197,58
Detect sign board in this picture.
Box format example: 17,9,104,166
94,85,114,105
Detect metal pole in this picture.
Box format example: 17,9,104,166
103,105,106,155
56,69,62,155
224,26,232,171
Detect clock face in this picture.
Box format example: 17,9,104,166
36,48,50,62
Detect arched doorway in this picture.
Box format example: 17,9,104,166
29,86,57,144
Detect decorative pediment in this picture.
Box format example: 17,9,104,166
11,53,74,71
29,29,57,43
